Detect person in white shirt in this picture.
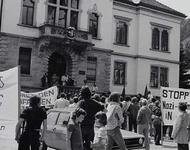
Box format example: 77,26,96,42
91,111,107,150
54,93,70,108
106,92,127,150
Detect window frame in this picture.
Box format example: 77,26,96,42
20,0,37,27
150,22,172,52
150,65,169,88
19,47,32,75
46,0,80,29
86,56,97,84
114,15,131,47
113,61,126,86
87,4,103,40
89,13,99,38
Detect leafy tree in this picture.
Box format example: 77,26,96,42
179,46,190,89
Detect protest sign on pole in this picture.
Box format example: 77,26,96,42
0,66,20,139
160,87,190,126
20,86,58,110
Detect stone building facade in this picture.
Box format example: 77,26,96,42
0,0,186,96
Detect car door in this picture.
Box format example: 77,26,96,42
52,112,70,150
44,111,59,148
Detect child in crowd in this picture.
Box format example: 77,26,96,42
91,111,107,150
66,108,86,150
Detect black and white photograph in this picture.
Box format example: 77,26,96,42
0,0,190,150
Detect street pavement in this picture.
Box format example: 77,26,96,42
0,137,178,150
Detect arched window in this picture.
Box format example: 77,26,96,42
161,30,169,51
152,28,160,50
116,21,128,45
22,0,35,26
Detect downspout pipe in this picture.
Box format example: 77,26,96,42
0,0,4,32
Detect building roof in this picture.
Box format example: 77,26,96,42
114,0,186,18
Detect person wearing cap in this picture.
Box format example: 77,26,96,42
77,87,104,150
137,98,152,150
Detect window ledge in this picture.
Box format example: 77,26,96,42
113,43,130,47
17,24,38,29
150,48,171,53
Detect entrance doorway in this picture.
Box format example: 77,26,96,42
48,52,67,86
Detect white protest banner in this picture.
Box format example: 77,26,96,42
160,87,190,125
20,86,58,110
0,66,19,139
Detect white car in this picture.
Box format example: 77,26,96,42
42,107,145,150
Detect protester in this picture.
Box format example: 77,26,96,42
78,87,104,150
106,92,127,150
127,96,140,132
54,92,70,108
91,111,107,150
15,96,47,150
69,96,79,108
137,98,152,150
152,110,162,145
66,108,87,150
121,96,131,130
172,102,190,150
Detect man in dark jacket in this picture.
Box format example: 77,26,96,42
78,87,104,150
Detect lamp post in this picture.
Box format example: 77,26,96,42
132,0,141,4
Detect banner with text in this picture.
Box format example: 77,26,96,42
0,67,19,139
21,86,58,110
161,87,190,125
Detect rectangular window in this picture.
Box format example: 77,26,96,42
58,8,67,27
114,62,125,85
47,6,56,25
70,11,78,29
86,57,97,83
22,0,35,26
116,21,128,45
19,47,32,75
150,66,168,88
47,0,79,28
151,23,170,52
89,13,99,38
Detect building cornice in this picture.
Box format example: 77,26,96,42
113,52,180,64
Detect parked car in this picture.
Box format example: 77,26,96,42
42,107,145,150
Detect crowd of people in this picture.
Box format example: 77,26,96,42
15,86,190,150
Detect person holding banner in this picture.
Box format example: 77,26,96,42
15,96,47,150
172,102,190,150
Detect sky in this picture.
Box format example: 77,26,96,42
156,0,190,18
